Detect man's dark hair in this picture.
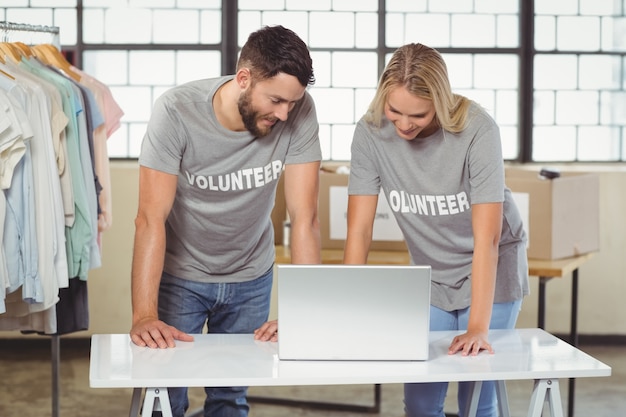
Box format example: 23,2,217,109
238,25,315,87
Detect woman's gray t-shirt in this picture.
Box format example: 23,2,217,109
140,76,321,283
349,102,529,311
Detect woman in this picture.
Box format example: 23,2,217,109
343,43,529,417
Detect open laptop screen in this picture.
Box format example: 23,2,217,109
277,264,431,361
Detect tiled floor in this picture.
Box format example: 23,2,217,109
0,337,624,417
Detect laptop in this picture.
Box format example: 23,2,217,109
276,264,431,361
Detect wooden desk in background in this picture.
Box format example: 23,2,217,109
274,246,596,417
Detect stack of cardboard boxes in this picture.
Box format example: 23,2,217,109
272,165,600,260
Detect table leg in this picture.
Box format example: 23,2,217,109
535,269,580,417
496,380,511,417
527,379,564,417
567,269,579,417
129,388,142,417
457,380,509,417
538,277,550,329
464,381,483,417
142,387,173,417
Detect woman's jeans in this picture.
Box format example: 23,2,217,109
404,300,522,417
157,268,273,417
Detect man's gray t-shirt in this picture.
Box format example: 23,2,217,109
140,76,321,283
349,102,529,311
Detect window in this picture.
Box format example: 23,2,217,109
2,0,624,162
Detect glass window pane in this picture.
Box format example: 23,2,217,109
535,16,556,51
459,90,495,115
331,52,377,88
104,8,152,43
354,88,376,122
451,14,496,47
6,8,54,27
556,91,599,125
600,91,626,125
176,51,221,85
83,9,105,43
534,55,578,90
153,10,200,44
178,0,220,7
131,0,175,7
286,0,331,11
532,126,577,161
580,0,621,15
385,13,405,48
84,0,126,5
474,54,518,89
579,55,621,90
404,14,450,47
309,88,354,124
107,126,129,158
497,15,518,47
83,50,129,85
601,17,626,52
129,51,176,85
495,90,518,125
355,12,378,48
444,54,473,88
330,125,356,160
623,57,626,90
113,86,152,122
309,12,354,48
239,0,283,10
54,8,77,45
578,127,621,161
429,0,473,13
333,0,377,11
310,51,331,87
500,126,519,160
535,0,578,15
475,0,518,14
200,10,221,44
386,0,427,13
31,0,76,5
556,16,600,51
261,11,309,42
128,123,148,158
319,124,331,160
534,91,556,125
1,0,29,6
237,11,262,46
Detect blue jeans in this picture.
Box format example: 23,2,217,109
404,300,522,417
157,268,273,417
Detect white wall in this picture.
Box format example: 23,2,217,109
2,161,625,338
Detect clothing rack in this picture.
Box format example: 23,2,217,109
0,21,60,47
1,21,63,417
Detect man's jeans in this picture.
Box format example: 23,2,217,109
157,268,273,417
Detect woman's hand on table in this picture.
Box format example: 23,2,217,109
448,330,494,356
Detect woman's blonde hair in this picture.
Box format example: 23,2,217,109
365,43,471,133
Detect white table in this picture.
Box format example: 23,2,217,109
89,328,610,417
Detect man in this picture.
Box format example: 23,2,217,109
130,25,321,417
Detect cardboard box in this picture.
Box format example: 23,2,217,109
505,168,599,260
319,171,407,251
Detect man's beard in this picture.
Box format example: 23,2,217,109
237,89,274,138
